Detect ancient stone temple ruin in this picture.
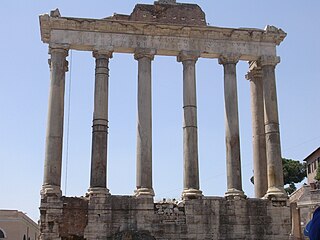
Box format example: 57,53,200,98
39,1,292,239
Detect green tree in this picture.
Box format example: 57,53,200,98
282,158,306,185
315,165,320,181
285,182,297,195
250,158,306,195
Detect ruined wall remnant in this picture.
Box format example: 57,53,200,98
106,1,207,26
40,196,291,239
129,2,207,26
60,197,88,240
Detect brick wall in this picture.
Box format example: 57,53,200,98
59,197,88,240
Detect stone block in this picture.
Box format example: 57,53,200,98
40,189,291,239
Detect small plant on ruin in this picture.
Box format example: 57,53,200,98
315,165,320,181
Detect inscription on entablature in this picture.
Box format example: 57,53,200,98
50,30,276,59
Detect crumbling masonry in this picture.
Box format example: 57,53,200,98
39,1,291,239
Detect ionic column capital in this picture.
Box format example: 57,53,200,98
246,61,262,81
48,50,69,72
134,48,156,60
49,44,69,56
93,50,113,59
177,50,200,62
218,53,240,65
259,55,280,66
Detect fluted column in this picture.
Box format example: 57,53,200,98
89,50,113,195
42,45,69,197
134,48,155,198
219,54,245,199
246,61,268,198
178,51,202,199
259,55,287,200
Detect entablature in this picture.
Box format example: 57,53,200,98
40,10,286,62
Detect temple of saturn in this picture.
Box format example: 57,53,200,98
39,1,293,239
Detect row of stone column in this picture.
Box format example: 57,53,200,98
247,57,287,199
41,45,286,200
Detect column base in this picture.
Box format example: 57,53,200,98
85,187,111,240
134,188,155,198
182,188,203,200
225,188,246,200
41,184,62,198
263,186,288,201
87,187,110,197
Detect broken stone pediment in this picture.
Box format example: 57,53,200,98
265,25,285,34
106,1,207,26
50,8,61,18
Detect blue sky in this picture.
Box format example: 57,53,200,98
0,0,319,222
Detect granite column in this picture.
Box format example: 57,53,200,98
42,45,69,197
178,51,202,199
134,49,155,197
89,50,113,195
246,61,268,198
260,56,287,200
219,54,245,198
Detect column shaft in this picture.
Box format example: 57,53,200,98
42,46,68,196
89,51,112,193
178,51,202,199
260,56,287,199
219,55,245,198
246,62,268,198
135,49,155,197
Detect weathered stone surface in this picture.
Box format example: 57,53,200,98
246,61,268,198
42,46,68,196
60,197,88,240
109,230,156,240
106,0,206,27
135,49,154,197
90,51,112,190
40,196,291,240
179,51,202,199
260,58,287,200
129,2,206,26
39,5,286,60
39,194,64,240
219,55,245,199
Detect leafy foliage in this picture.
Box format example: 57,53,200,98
315,165,320,181
250,158,306,195
285,182,297,195
282,158,306,185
